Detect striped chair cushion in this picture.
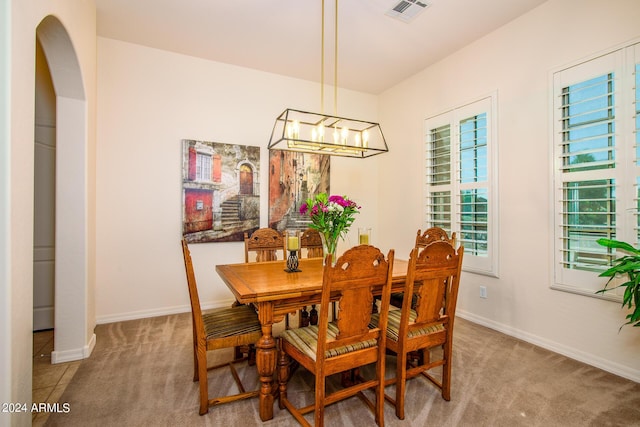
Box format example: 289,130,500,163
202,305,261,339
281,323,377,361
370,309,444,342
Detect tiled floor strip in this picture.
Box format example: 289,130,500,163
32,330,81,426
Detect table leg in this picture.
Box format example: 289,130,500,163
255,303,277,421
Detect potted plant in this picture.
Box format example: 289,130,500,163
596,238,640,328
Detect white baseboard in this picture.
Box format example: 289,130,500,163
51,333,96,364
95,299,236,325
457,310,640,383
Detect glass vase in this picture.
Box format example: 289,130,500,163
319,233,338,267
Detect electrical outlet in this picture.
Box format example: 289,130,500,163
479,286,488,299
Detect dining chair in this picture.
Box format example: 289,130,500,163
244,227,285,263
373,241,464,420
244,227,302,330
181,239,263,415
300,228,323,258
299,228,324,326
415,227,457,248
390,227,457,309
278,245,395,427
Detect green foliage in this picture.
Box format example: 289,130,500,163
596,238,640,329
299,193,360,255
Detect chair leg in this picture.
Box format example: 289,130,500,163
196,345,209,415
309,305,318,325
277,342,291,410
300,307,310,327
441,342,452,401
192,324,199,382
248,344,256,366
314,375,326,427
422,347,430,365
375,357,385,426
395,352,407,420
193,343,199,382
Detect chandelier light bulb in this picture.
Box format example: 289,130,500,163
341,127,349,145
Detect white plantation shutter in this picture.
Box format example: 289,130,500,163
552,41,640,296
458,109,489,259
426,123,452,232
424,95,498,276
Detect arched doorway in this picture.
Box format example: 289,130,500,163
239,163,254,195
35,16,95,363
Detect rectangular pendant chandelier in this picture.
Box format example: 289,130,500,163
268,108,388,159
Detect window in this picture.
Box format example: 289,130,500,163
552,42,640,296
196,152,212,182
424,95,498,276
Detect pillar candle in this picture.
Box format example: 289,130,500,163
288,236,299,251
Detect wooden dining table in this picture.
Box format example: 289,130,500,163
215,256,409,421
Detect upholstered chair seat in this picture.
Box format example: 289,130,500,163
370,309,445,342
202,305,262,340
280,323,378,361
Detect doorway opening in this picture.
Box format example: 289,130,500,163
33,37,56,333
34,15,94,367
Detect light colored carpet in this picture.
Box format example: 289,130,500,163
45,313,640,426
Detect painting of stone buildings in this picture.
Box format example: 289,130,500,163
182,139,260,243
268,150,329,231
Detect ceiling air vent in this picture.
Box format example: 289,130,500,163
386,0,430,23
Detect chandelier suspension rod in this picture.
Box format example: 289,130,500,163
334,0,338,116
321,0,325,115
267,0,388,159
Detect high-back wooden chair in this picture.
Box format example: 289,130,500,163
377,241,464,420
181,239,263,415
390,227,457,309
244,227,285,263
415,227,457,248
300,228,323,258
278,245,395,427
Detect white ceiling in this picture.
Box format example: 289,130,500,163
95,0,547,94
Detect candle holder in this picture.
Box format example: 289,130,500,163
285,230,301,273
358,227,372,245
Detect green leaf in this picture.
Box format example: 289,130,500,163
596,238,640,255
594,238,640,329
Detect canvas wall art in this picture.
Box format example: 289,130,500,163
182,139,260,243
268,150,330,231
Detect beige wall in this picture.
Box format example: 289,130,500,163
378,0,640,381
95,38,382,322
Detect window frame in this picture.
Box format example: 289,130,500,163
195,151,212,182
550,40,640,300
423,93,499,277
